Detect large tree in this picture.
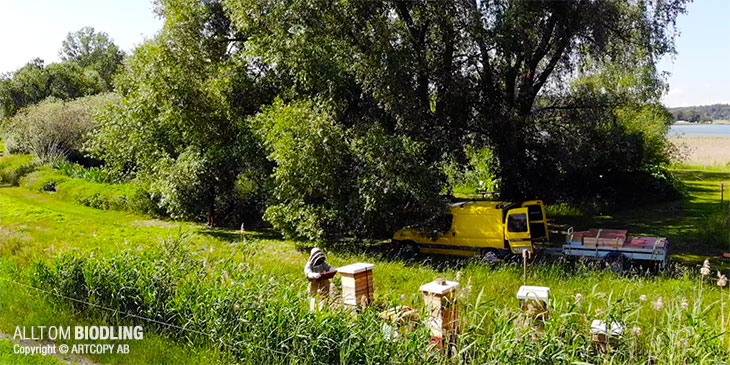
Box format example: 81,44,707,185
59,26,125,88
226,0,688,202
89,0,273,226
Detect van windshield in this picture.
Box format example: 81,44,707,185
507,213,528,233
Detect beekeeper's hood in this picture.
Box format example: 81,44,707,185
307,247,326,267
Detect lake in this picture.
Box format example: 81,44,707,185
669,124,730,137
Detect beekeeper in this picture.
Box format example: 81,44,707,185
304,247,336,310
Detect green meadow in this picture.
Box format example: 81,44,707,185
2,155,730,363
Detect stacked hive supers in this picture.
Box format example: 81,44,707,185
420,279,460,340
338,263,375,307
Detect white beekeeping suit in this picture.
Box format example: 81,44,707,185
304,247,335,310
304,247,333,280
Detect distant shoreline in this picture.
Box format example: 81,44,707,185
673,120,730,125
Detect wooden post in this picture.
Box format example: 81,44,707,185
338,263,375,308
420,278,460,347
522,250,528,284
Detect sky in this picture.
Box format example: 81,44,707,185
659,0,730,107
0,0,727,108
0,0,162,74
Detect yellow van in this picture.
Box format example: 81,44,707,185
393,200,549,258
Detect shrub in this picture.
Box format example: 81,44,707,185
252,100,445,240
1,93,118,163
0,154,38,185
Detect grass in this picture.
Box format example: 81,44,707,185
3,150,730,362
2,183,730,362
546,166,730,265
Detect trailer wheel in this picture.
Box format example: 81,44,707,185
603,252,628,274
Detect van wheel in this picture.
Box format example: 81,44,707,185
480,249,501,263
397,240,419,259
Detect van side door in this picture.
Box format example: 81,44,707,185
504,207,532,253
521,200,549,241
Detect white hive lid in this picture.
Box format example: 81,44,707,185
420,280,460,295
337,262,375,274
590,320,624,336
516,285,550,301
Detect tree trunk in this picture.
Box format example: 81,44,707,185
206,187,216,227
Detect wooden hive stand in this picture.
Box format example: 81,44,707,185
420,278,460,346
338,263,375,307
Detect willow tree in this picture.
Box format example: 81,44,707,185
225,0,688,202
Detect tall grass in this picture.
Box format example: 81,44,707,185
699,205,730,249
13,234,730,364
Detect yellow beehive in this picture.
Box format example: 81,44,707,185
420,279,460,340
338,263,375,307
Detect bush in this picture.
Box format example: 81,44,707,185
253,99,445,240
0,154,38,185
1,93,118,163
1,155,158,215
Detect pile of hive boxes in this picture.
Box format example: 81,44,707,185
568,228,667,250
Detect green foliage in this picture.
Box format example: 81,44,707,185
53,161,124,184
225,0,688,209
0,58,109,118
88,1,272,226
60,26,125,88
670,104,730,122
443,146,498,196
253,99,445,240
2,94,118,163
699,205,730,249
0,154,38,185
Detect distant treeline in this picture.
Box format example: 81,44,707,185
669,104,730,122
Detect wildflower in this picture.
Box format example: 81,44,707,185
456,271,462,282
222,270,230,283
717,271,728,287
681,297,689,310
574,293,583,303
237,263,245,271
639,294,647,302
653,296,664,311
233,303,240,311
631,326,642,336
701,260,711,277
399,294,406,302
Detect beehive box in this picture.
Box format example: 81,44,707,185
590,320,623,351
338,263,375,307
516,285,550,319
574,229,627,247
420,279,460,339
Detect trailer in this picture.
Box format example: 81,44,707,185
557,228,669,270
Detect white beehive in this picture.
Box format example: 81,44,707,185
338,263,375,307
516,285,550,318
420,279,460,340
